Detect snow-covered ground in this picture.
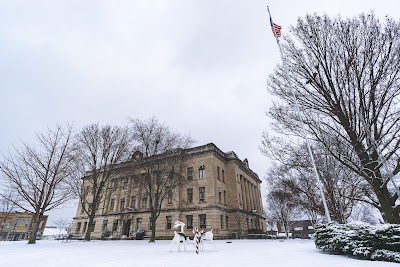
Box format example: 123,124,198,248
1,239,397,267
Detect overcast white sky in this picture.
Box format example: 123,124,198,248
1,0,399,225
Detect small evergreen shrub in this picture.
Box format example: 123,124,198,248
136,227,144,240
314,223,400,263
101,228,110,240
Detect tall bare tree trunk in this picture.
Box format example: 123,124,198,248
28,213,41,244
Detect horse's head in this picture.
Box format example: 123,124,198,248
173,220,184,229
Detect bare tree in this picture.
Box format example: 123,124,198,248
0,190,19,240
264,141,369,224
0,125,75,244
54,217,69,239
129,117,194,242
266,189,297,239
349,203,379,224
70,124,132,241
231,211,248,238
266,13,400,223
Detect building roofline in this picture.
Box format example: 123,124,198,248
83,143,260,182
186,143,260,182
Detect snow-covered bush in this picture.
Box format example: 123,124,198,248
314,223,400,263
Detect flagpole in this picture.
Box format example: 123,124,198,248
267,6,332,223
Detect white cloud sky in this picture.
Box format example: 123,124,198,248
1,0,399,224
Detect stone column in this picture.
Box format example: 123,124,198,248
257,186,263,214
240,176,247,210
254,185,260,213
243,178,250,213
246,180,252,211
251,184,255,212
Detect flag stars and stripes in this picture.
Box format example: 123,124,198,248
271,22,282,37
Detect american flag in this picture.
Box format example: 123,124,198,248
270,17,282,38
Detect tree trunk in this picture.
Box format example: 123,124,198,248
373,182,400,223
85,214,95,241
149,210,156,243
285,221,290,239
28,213,42,244
344,119,400,223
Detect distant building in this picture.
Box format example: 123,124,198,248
72,143,265,239
0,211,48,241
277,220,315,239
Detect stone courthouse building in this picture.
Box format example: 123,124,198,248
71,143,265,239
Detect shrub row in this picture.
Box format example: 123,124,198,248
314,223,400,263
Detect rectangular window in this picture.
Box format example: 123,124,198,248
186,215,193,230
112,220,118,231
123,179,128,190
224,190,226,205
187,167,193,180
120,198,125,211
222,170,225,182
142,194,147,208
112,179,118,190
167,190,173,204
218,190,222,203
110,198,115,211
217,166,220,180
187,188,193,204
226,216,229,229
199,214,206,228
131,196,136,208
199,165,205,179
83,222,88,233
80,203,85,214
199,187,205,202
166,216,172,229
220,215,224,229
102,220,108,231
76,222,81,233
136,218,142,230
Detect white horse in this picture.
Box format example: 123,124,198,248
170,220,191,252
193,228,216,252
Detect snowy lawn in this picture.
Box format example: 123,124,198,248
1,239,397,267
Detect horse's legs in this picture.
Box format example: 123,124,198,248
170,236,178,252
